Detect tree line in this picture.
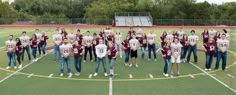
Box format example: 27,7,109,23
0,0,236,24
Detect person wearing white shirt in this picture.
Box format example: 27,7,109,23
52,29,62,61
147,31,157,61
177,28,185,40
67,30,76,44
209,28,216,39
170,38,182,77
83,31,93,62
19,31,31,61
135,27,143,39
114,30,123,58
187,30,199,64
94,39,108,77
5,35,17,69
59,38,73,78
35,29,42,56
129,35,140,67
165,32,174,43
215,34,229,71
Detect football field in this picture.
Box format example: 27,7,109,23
0,27,235,95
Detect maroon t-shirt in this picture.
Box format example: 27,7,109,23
180,39,188,49
16,44,23,55
107,35,114,42
73,45,84,58
204,42,216,55
139,36,147,47
160,34,167,44
121,39,130,52
92,37,99,49
161,46,171,59
127,30,136,37
76,34,83,45
201,32,209,43
108,46,117,59
30,38,37,48
214,35,220,43
99,31,105,40
40,35,49,45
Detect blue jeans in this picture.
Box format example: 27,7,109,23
38,42,42,55
60,56,71,73
41,44,46,54
95,57,107,73
115,43,122,57
163,58,170,74
109,59,115,70
74,57,82,72
7,51,16,67
187,45,198,63
31,48,37,59
141,47,146,59
148,44,157,59
205,54,214,69
181,48,188,60
16,52,23,65
22,46,31,61
53,45,61,61
215,51,227,70
125,51,130,63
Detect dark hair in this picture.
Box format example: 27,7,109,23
221,33,226,36
223,29,227,33
87,31,90,33
22,31,26,34
35,29,39,31
9,35,13,37
15,38,22,46
77,29,80,32
32,34,37,39
93,33,97,36
190,30,195,33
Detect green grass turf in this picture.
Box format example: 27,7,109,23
0,28,235,95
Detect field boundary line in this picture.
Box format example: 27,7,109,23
109,77,113,95
0,50,52,84
190,62,236,93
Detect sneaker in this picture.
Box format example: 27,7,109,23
163,73,169,77
91,60,94,62
154,59,157,62
14,66,17,69
208,69,211,71
177,72,180,76
68,73,73,78
120,56,122,58
75,72,80,76
129,64,132,67
84,60,86,63
35,58,38,62
93,73,98,76
104,73,108,77
124,63,128,66
18,64,22,69
171,75,174,78
60,73,64,77
6,66,10,70
205,68,208,71
135,64,138,67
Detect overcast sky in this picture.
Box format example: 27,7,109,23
196,0,236,4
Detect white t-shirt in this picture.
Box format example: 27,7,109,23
166,34,174,42
171,43,182,56
60,44,72,56
129,39,139,49
147,34,156,44
95,44,107,58
217,39,229,51
177,31,184,40
115,35,122,44
53,34,62,45
104,30,112,37
20,35,30,46
35,32,42,41
209,30,216,38
188,35,199,46
136,29,143,37
83,36,93,46
5,40,16,50
67,33,76,43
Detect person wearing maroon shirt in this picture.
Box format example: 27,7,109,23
107,41,118,77
73,41,84,76
76,29,83,45
214,31,221,57
160,31,167,47
92,33,100,61
121,36,131,66
201,29,209,44
30,34,38,62
106,33,114,45
99,29,105,40
172,31,178,40
40,32,49,55
180,34,188,63
160,42,171,77
203,39,216,71
139,34,147,60
15,38,23,68
127,27,136,37
61,28,68,38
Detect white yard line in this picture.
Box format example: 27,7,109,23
27,74,34,78
227,74,235,79
48,74,54,78
88,74,92,78
0,50,52,83
189,74,195,78
190,62,236,93
109,77,113,95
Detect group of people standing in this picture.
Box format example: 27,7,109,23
5,27,230,78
